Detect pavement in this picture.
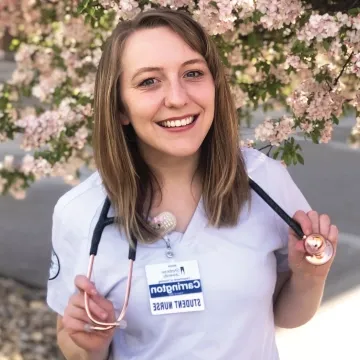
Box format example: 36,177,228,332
1,59,360,359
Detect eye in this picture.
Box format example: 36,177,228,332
138,78,158,87
185,70,204,78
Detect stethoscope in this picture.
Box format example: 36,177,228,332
84,178,334,331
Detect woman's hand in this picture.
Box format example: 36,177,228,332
61,275,116,354
287,210,339,278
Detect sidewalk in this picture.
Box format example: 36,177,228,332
276,281,360,359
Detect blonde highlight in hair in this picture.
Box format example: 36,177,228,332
93,8,250,246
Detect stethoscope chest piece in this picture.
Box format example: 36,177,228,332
304,234,334,265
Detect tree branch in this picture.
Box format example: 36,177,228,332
334,51,354,87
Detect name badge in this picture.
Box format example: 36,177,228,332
145,260,205,315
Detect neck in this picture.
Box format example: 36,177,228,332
140,148,202,188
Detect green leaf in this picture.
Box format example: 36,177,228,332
311,132,319,144
247,33,260,48
330,116,339,126
341,44,348,56
268,83,278,97
273,148,281,160
252,10,263,23
78,0,92,14
323,39,332,51
296,153,304,165
209,1,219,9
349,8,360,16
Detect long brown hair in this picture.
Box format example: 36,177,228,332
93,8,250,246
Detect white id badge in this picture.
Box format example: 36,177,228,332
145,260,205,315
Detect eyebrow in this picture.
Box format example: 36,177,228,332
131,58,207,81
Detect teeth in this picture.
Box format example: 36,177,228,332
160,116,195,128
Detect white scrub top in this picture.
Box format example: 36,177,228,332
47,147,311,360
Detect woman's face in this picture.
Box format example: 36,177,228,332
119,27,215,162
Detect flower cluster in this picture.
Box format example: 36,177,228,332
287,78,345,122
0,0,359,198
256,0,303,30
255,116,295,146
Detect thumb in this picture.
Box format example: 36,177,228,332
289,233,306,254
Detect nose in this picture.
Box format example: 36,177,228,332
164,79,189,108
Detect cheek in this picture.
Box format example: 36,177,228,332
126,94,161,124
191,84,215,111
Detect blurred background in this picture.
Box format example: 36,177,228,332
1,27,360,360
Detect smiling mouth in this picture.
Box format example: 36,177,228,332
157,115,199,128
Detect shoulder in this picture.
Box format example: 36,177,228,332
240,146,311,217
240,146,286,182
54,171,106,225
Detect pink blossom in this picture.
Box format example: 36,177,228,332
31,69,66,102
14,44,37,69
256,0,303,30
319,119,333,143
287,78,345,121
349,53,360,78
228,46,245,66
150,0,194,8
108,0,141,21
52,155,85,185
10,69,35,86
350,93,360,111
193,0,240,35
297,14,341,43
270,64,290,84
239,139,254,148
230,85,248,109
8,178,26,200
254,116,295,146
0,155,15,170
15,111,66,150
300,121,314,134
21,154,52,179
284,55,308,71
68,127,89,150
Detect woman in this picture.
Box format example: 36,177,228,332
47,8,338,360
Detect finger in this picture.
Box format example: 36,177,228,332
307,210,319,234
319,214,331,239
328,224,339,244
66,306,95,324
292,210,313,237
294,239,307,253
63,315,92,333
70,296,109,321
70,294,108,320
90,293,115,314
74,275,97,296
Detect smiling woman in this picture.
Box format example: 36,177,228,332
46,7,338,360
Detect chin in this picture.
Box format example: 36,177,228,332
165,143,202,158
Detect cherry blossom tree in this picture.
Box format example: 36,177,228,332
0,0,359,199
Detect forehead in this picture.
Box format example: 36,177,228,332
121,27,203,72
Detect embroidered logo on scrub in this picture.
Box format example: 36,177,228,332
145,260,205,315
49,248,60,280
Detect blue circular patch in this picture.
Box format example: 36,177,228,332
49,248,60,280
